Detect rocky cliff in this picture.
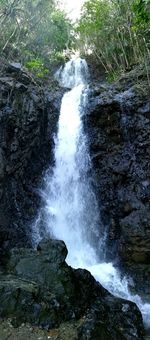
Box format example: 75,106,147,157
0,62,61,260
85,65,150,297
0,60,149,338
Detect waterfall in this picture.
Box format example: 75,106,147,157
42,58,101,267
35,58,150,328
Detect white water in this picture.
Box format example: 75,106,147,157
39,58,150,327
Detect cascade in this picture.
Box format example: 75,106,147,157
35,57,150,328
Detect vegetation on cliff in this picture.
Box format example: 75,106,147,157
0,0,74,75
77,0,150,81
0,0,149,81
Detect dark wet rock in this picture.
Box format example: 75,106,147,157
119,209,150,265
84,71,150,296
7,62,23,73
37,239,68,262
78,297,143,340
0,63,61,259
0,239,144,339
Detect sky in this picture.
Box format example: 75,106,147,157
60,0,85,21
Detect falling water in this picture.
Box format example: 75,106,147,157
36,58,150,328
43,58,101,267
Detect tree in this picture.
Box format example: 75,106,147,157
0,0,73,68
77,0,150,78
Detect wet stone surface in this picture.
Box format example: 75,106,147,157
0,239,145,339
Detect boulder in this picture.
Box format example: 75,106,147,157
0,239,144,339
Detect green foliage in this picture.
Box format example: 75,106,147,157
77,0,150,79
0,0,149,82
0,0,73,69
106,71,121,84
49,51,68,64
25,59,49,78
133,0,150,25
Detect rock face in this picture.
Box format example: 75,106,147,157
0,60,149,338
0,62,60,259
85,68,150,296
0,239,144,339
